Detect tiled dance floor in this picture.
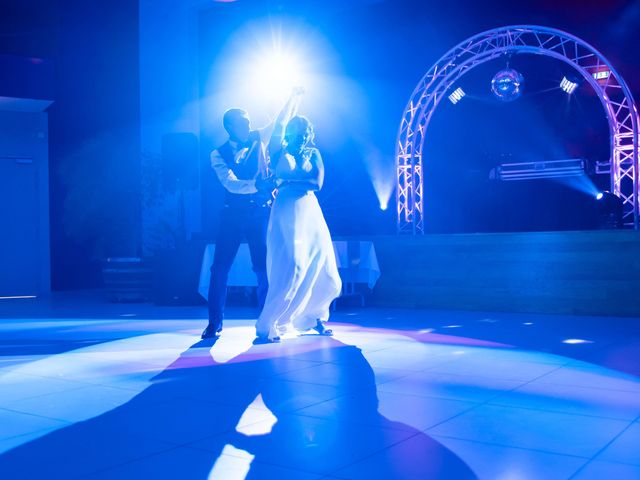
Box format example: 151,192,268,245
0,293,639,479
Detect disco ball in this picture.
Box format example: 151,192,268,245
491,68,524,102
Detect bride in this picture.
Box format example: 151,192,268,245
255,115,342,343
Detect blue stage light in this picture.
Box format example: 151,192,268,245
560,76,578,94
448,87,465,105
596,192,604,200
362,146,395,212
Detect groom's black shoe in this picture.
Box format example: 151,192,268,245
201,324,222,339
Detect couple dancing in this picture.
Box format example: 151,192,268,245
203,89,342,343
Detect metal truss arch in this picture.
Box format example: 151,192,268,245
396,25,639,233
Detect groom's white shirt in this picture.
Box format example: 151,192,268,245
210,127,270,195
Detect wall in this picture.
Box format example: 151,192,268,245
138,0,204,246
48,0,142,289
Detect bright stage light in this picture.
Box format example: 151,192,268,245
448,87,465,105
596,192,604,200
362,146,395,212
204,18,340,132
560,76,578,94
375,181,394,211
254,49,304,99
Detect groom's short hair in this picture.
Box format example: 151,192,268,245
223,108,249,133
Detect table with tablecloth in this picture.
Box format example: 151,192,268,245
198,241,380,304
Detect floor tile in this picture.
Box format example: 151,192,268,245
433,436,589,480
535,365,640,393
595,422,640,466
489,382,640,421
333,432,478,479
0,384,145,423
357,346,454,371
0,408,68,441
190,413,418,475
0,427,60,455
0,423,174,479
0,371,89,404
427,404,630,457
296,390,477,432
90,445,323,480
455,347,573,366
571,460,640,480
377,370,524,403
83,396,252,445
272,361,410,390
426,356,561,382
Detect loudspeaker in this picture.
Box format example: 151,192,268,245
161,133,199,191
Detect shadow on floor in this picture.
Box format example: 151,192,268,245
0,337,477,479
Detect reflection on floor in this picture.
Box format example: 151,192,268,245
0,292,639,479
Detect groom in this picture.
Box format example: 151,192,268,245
203,91,302,339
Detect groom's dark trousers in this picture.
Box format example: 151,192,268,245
207,203,269,331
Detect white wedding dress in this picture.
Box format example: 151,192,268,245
256,148,342,339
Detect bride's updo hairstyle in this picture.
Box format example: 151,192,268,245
284,115,315,149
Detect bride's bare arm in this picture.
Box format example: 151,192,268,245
267,88,304,156
276,149,324,191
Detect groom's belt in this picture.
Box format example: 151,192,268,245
224,191,271,209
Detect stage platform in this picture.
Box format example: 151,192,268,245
0,292,639,479
371,230,640,317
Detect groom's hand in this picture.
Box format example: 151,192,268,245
255,174,277,193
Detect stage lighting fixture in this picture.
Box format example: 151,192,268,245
448,87,465,105
491,68,524,102
560,76,578,94
496,158,585,181
592,70,610,81
595,191,624,229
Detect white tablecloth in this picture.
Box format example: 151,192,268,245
198,241,380,300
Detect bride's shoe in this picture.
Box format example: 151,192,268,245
253,335,281,344
313,320,333,336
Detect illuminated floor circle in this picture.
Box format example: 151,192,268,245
0,299,639,479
